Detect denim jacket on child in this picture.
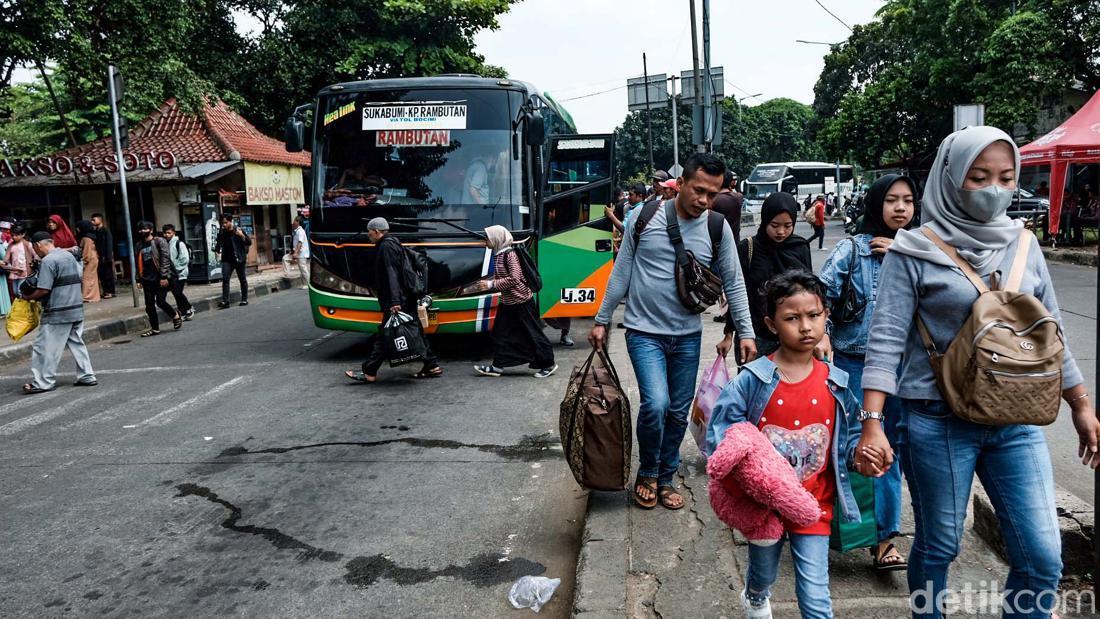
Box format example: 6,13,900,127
705,355,864,524
819,234,881,357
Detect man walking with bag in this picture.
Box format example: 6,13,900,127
282,215,310,287
214,214,251,308
344,217,442,383
589,153,756,510
162,224,194,321
21,232,97,394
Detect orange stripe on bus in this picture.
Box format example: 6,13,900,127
542,260,615,319
318,306,493,327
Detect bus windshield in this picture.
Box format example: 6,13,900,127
313,88,526,235
747,165,786,184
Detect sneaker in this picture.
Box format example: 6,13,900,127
474,364,503,377
560,334,575,347
183,308,195,321
217,301,230,309
740,589,772,619
239,300,249,306
533,365,558,379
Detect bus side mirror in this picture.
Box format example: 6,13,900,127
285,117,305,153
525,110,545,146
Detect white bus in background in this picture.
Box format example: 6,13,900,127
742,161,855,218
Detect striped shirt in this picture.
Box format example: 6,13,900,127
491,249,532,305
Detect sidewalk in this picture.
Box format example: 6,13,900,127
0,266,303,367
1042,244,1099,267
571,309,1093,618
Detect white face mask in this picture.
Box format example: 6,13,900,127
957,184,1013,222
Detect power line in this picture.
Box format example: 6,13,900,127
813,0,852,31
724,78,757,98
559,84,628,102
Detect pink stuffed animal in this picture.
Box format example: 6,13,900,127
707,422,823,546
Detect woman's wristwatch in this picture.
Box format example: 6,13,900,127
858,409,884,423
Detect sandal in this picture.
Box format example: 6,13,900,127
345,370,375,383
633,476,658,509
871,542,908,572
172,314,183,330
22,383,55,395
657,486,685,510
413,366,443,379
141,329,160,337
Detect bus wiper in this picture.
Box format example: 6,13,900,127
390,217,485,239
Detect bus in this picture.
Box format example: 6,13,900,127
743,161,855,213
284,75,616,334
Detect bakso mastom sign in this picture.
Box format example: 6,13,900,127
361,102,467,130
0,151,178,179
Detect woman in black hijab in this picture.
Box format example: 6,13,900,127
819,173,917,571
727,191,812,357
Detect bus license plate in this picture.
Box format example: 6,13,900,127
560,288,596,304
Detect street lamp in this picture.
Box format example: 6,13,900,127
795,39,841,47
737,93,762,121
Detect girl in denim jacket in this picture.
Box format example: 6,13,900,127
706,271,885,619
818,174,917,571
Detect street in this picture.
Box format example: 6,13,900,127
0,289,588,617
0,221,1095,617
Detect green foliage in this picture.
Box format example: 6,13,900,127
613,97,822,183
0,0,515,156
813,0,1100,168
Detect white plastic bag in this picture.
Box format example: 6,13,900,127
689,355,731,455
508,575,561,613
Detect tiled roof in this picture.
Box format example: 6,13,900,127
61,98,310,168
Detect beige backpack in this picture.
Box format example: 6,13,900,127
915,228,1064,426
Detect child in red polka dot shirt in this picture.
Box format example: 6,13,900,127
705,271,888,618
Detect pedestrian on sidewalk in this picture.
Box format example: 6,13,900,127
214,214,251,308
858,126,1100,618
0,223,11,317
736,193,812,359
135,221,181,337
713,170,745,323
2,224,34,296
75,220,100,303
20,232,97,394
344,217,442,383
473,226,557,378
818,173,918,573
706,271,882,619
588,153,756,511
90,214,115,298
805,195,827,250
162,224,194,321
46,215,77,249
282,215,310,287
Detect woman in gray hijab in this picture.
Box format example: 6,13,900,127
855,126,1098,618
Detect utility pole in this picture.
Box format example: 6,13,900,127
668,75,680,173
643,53,655,175
107,65,140,308
689,0,704,153
702,0,713,151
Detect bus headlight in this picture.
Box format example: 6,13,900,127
310,261,374,296
456,277,493,297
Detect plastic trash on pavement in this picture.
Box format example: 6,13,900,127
508,575,560,613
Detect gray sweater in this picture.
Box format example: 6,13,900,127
863,233,1083,399
595,202,755,338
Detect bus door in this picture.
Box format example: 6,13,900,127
537,134,615,319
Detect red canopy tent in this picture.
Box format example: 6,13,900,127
1019,90,1100,235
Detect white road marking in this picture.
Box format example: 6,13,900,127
54,389,182,433
0,362,276,380
0,390,118,437
134,376,247,428
0,390,65,418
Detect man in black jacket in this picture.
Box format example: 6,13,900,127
345,217,441,383
213,214,251,308
90,213,115,298
135,221,182,336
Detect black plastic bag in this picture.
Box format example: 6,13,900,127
381,311,426,367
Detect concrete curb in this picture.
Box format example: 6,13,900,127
571,491,629,618
1041,246,1099,267
0,276,303,367
972,483,1094,578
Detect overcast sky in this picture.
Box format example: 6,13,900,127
475,0,884,133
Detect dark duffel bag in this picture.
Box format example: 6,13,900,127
381,311,427,367
559,347,632,491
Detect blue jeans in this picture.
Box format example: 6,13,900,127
900,400,1061,619
746,533,833,618
833,351,903,542
624,329,701,486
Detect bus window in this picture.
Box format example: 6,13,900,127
542,185,610,234
546,136,613,196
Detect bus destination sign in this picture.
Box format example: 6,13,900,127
362,102,467,131
375,130,451,148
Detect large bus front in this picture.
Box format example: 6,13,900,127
306,84,528,334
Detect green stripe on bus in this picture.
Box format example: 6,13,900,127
309,288,490,312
